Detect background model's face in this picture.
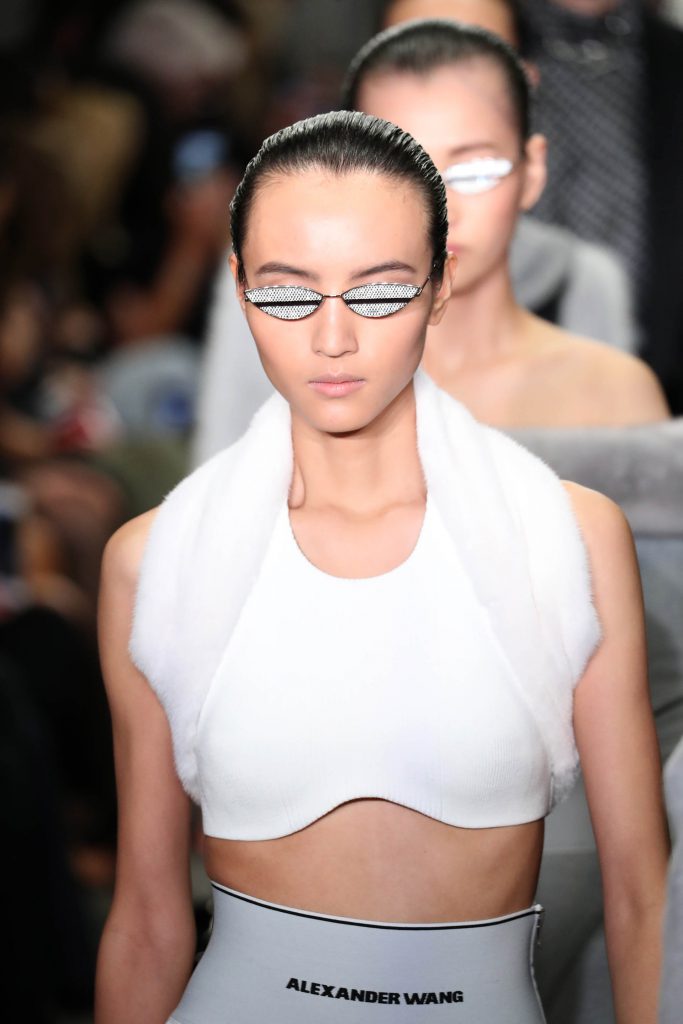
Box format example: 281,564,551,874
358,62,543,297
382,0,518,46
234,168,449,436
546,0,620,15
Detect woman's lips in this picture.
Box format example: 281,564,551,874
308,376,366,397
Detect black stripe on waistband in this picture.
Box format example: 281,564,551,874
210,883,540,932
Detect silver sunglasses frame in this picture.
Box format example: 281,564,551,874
243,273,433,320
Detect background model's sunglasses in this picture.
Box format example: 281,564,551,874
244,274,432,321
442,157,516,195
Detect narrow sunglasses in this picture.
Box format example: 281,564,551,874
244,273,432,321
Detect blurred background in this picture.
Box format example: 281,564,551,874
1,1,683,1022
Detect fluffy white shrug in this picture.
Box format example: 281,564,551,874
131,371,601,807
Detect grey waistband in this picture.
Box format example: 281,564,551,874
170,882,547,1022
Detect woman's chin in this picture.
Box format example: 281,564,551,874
309,407,373,437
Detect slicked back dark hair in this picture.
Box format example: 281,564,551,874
342,19,531,141
230,110,448,284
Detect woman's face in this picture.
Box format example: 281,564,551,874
357,61,546,296
231,168,451,436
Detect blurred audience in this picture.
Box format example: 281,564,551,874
90,0,246,346
0,283,126,603
520,0,683,412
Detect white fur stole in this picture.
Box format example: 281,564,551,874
130,371,601,807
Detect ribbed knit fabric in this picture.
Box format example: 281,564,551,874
197,497,550,840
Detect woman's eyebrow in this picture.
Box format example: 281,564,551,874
349,260,417,280
253,260,418,281
254,261,317,279
445,142,499,159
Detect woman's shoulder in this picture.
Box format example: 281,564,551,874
560,479,623,521
560,480,634,572
484,424,630,559
105,440,251,590
526,315,670,424
102,508,160,595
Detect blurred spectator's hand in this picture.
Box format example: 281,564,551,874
53,303,105,358
0,286,45,387
166,169,236,254
106,285,158,346
108,168,237,344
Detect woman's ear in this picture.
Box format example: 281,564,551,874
520,133,547,212
229,251,247,313
428,252,456,326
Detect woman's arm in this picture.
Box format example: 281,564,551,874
95,512,196,1024
565,482,670,1024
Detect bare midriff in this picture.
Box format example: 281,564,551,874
202,797,544,923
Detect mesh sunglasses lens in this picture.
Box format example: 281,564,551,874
244,286,322,320
442,157,514,195
342,282,420,318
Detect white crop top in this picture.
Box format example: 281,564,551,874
196,497,551,840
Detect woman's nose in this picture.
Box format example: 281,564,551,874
311,296,359,358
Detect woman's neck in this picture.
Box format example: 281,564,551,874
289,381,425,515
423,265,525,376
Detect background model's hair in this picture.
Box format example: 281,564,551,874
230,109,448,283
341,18,531,141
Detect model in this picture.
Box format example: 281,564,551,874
95,110,669,1023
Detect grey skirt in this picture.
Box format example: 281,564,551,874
169,882,546,1023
